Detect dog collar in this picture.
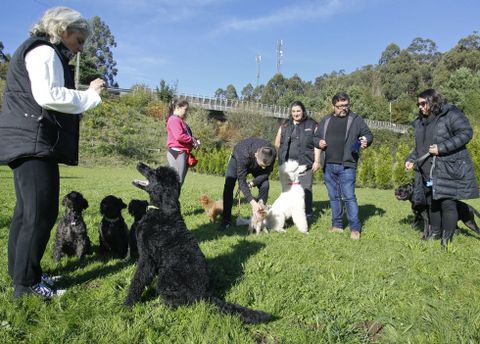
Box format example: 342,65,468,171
288,182,301,185
147,205,160,210
103,216,120,223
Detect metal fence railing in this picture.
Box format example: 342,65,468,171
87,85,411,134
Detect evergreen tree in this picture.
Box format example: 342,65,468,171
375,145,393,189
82,16,118,87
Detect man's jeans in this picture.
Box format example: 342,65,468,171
323,163,361,231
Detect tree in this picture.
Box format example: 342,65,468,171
82,16,118,86
407,37,440,64
261,73,286,104
252,85,264,101
0,41,10,80
0,41,9,62
214,88,226,100
285,74,305,95
155,79,176,103
241,83,254,101
380,51,420,101
225,84,238,100
457,31,480,50
379,43,401,65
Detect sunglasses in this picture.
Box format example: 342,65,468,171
417,101,428,107
334,104,350,109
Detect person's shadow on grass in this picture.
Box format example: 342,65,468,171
359,203,386,223
206,239,265,298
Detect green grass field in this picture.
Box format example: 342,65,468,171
1,165,480,343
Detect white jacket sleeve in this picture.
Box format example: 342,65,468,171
25,45,101,114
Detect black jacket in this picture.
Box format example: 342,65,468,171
316,111,373,169
278,117,317,167
0,36,80,165
407,104,479,203
232,137,276,202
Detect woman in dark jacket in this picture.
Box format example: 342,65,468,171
0,7,105,299
405,89,479,247
274,100,320,218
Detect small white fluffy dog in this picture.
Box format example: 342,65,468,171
235,200,271,235
266,160,308,234
248,200,271,235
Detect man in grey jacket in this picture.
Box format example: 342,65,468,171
316,92,373,240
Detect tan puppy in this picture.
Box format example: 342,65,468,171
199,195,223,222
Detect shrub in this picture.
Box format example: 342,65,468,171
393,142,414,186
375,145,394,189
357,148,376,188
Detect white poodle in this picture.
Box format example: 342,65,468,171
266,160,308,234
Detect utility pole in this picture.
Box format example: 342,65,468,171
255,54,261,87
276,39,283,74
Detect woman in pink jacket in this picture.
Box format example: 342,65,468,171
166,99,199,191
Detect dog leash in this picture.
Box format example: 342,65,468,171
414,152,431,164
413,152,436,187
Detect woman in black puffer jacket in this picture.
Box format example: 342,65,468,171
405,89,479,247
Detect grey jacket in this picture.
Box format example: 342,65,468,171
316,111,373,169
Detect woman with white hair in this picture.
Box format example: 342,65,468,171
0,7,105,299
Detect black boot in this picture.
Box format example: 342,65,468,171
424,226,441,240
441,228,455,247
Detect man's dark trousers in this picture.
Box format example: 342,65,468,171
222,156,269,225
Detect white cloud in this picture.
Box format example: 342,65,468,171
215,0,348,33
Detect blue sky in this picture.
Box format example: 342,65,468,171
1,0,479,97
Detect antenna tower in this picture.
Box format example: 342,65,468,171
276,39,283,73
255,54,262,87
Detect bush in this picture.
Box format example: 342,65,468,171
375,145,394,189
357,148,376,188
393,142,414,186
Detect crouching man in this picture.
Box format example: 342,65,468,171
218,138,276,231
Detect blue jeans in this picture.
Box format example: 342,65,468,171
323,163,361,231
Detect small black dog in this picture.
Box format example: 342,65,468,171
395,181,480,238
124,163,272,324
52,191,91,261
127,199,149,260
99,195,129,258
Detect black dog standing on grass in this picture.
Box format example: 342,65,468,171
124,163,272,324
395,181,480,239
52,191,92,261
127,199,149,260
99,195,129,258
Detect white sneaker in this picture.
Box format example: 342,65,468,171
30,282,65,299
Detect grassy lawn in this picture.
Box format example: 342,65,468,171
1,165,480,343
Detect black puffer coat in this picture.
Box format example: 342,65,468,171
408,104,479,205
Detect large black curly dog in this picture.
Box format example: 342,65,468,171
52,191,92,261
124,163,272,324
395,181,480,239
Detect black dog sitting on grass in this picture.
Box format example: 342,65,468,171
99,195,129,258
127,199,149,260
124,163,272,324
395,181,480,239
52,191,92,261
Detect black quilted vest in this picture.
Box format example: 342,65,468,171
0,35,79,165
278,117,317,167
